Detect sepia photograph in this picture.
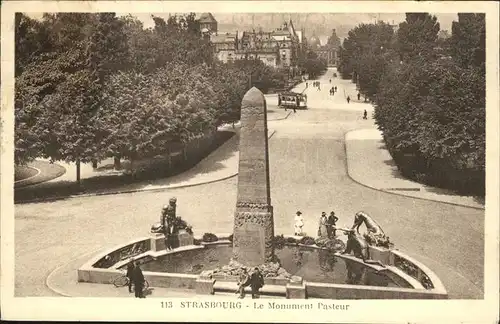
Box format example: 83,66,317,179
1,1,499,323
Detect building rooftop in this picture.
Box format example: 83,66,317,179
198,12,217,23
296,30,303,43
210,33,236,43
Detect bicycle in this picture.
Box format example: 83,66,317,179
113,271,149,293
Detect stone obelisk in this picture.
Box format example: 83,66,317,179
232,87,275,266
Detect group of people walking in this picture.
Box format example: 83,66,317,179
294,210,339,239
329,86,338,96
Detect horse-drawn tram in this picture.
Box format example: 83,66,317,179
278,91,308,110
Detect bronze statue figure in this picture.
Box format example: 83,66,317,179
351,211,392,248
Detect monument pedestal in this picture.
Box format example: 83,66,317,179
178,230,194,247
233,208,275,266
286,276,306,299
150,231,194,252
150,233,166,252
195,271,216,295
368,245,391,265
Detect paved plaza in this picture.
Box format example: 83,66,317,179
14,68,484,299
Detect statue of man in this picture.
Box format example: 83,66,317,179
161,197,177,250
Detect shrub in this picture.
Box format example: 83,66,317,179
193,239,202,245
202,233,218,242
271,235,286,249
286,237,299,245
299,236,316,245
316,238,346,252
228,234,233,242
314,237,329,247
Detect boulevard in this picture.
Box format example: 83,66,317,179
14,68,484,299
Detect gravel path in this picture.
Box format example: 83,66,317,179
345,128,484,209
14,68,484,299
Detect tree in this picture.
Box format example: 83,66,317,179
300,50,327,79
151,14,214,68
97,63,222,170
450,13,485,70
14,13,129,184
120,15,159,74
374,56,485,195
356,52,390,100
15,48,88,165
338,22,394,80
15,13,53,76
396,13,440,61
414,60,485,170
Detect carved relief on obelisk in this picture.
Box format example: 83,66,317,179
232,87,275,266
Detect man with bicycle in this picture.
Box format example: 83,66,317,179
126,262,135,293
132,261,146,298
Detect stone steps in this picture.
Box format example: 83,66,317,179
213,281,287,297
213,291,286,299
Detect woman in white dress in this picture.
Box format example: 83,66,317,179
294,211,304,236
318,212,329,238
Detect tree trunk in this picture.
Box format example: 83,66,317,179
130,157,135,179
114,155,121,170
92,159,98,169
76,158,81,186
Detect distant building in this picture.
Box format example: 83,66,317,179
199,12,218,34
389,21,399,33
311,29,340,67
199,13,303,70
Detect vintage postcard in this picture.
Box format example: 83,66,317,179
1,0,499,322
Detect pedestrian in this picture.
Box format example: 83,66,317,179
318,212,329,238
250,267,265,299
357,92,361,101
334,86,337,92
236,268,251,298
329,79,332,83
363,109,368,120
306,82,308,88
294,211,304,236
126,261,135,293
347,96,351,104
327,211,339,238
131,261,145,298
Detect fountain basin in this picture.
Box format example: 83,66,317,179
77,233,448,299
